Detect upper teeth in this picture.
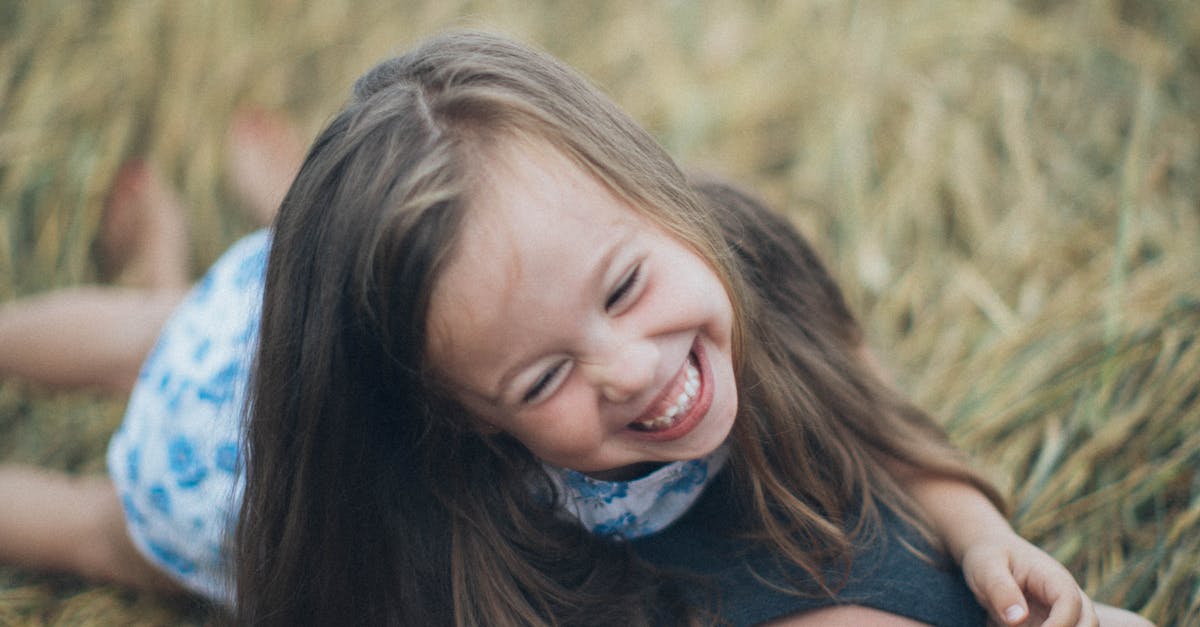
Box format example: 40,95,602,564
636,358,700,431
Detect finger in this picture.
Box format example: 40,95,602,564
965,557,1030,625
1025,561,1086,626
1042,588,1097,627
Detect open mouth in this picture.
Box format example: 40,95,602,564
628,351,701,432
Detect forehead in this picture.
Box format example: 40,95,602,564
426,140,638,396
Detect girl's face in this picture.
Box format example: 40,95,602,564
426,140,737,480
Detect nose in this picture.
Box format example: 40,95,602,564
583,334,659,405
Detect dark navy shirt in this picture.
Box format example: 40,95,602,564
632,471,987,626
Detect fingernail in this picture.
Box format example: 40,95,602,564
1004,604,1026,623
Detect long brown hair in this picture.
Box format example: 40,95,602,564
234,31,1002,626
694,176,1004,587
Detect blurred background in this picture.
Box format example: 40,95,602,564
1,1,1196,624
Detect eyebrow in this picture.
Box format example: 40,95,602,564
489,227,634,405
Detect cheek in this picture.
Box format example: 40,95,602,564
672,251,734,325
503,391,602,459
716,358,739,412
690,272,735,343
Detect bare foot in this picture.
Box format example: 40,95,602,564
225,109,305,226
97,161,190,290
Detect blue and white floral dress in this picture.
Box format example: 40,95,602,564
105,229,725,603
106,230,268,603
543,446,728,539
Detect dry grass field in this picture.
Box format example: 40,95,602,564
1,1,1196,624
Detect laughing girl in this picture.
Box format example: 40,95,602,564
0,31,1150,627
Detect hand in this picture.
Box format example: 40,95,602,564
960,531,1098,626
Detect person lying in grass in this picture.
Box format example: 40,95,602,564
0,31,1151,627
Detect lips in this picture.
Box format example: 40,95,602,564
628,352,700,431
625,340,713,441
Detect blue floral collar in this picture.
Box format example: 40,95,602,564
544,445,730,539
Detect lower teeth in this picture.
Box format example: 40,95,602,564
635,415,677,431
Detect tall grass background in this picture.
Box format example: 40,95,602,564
0,1,1196,624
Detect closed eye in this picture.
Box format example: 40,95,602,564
605,264,640,311
522,360,567,404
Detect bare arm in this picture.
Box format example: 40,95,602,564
902,472,1097,626
861,346,1099,626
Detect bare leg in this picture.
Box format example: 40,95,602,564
0,163,190,394
0,287,183,393
225,109,305,226
0,465,183,594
